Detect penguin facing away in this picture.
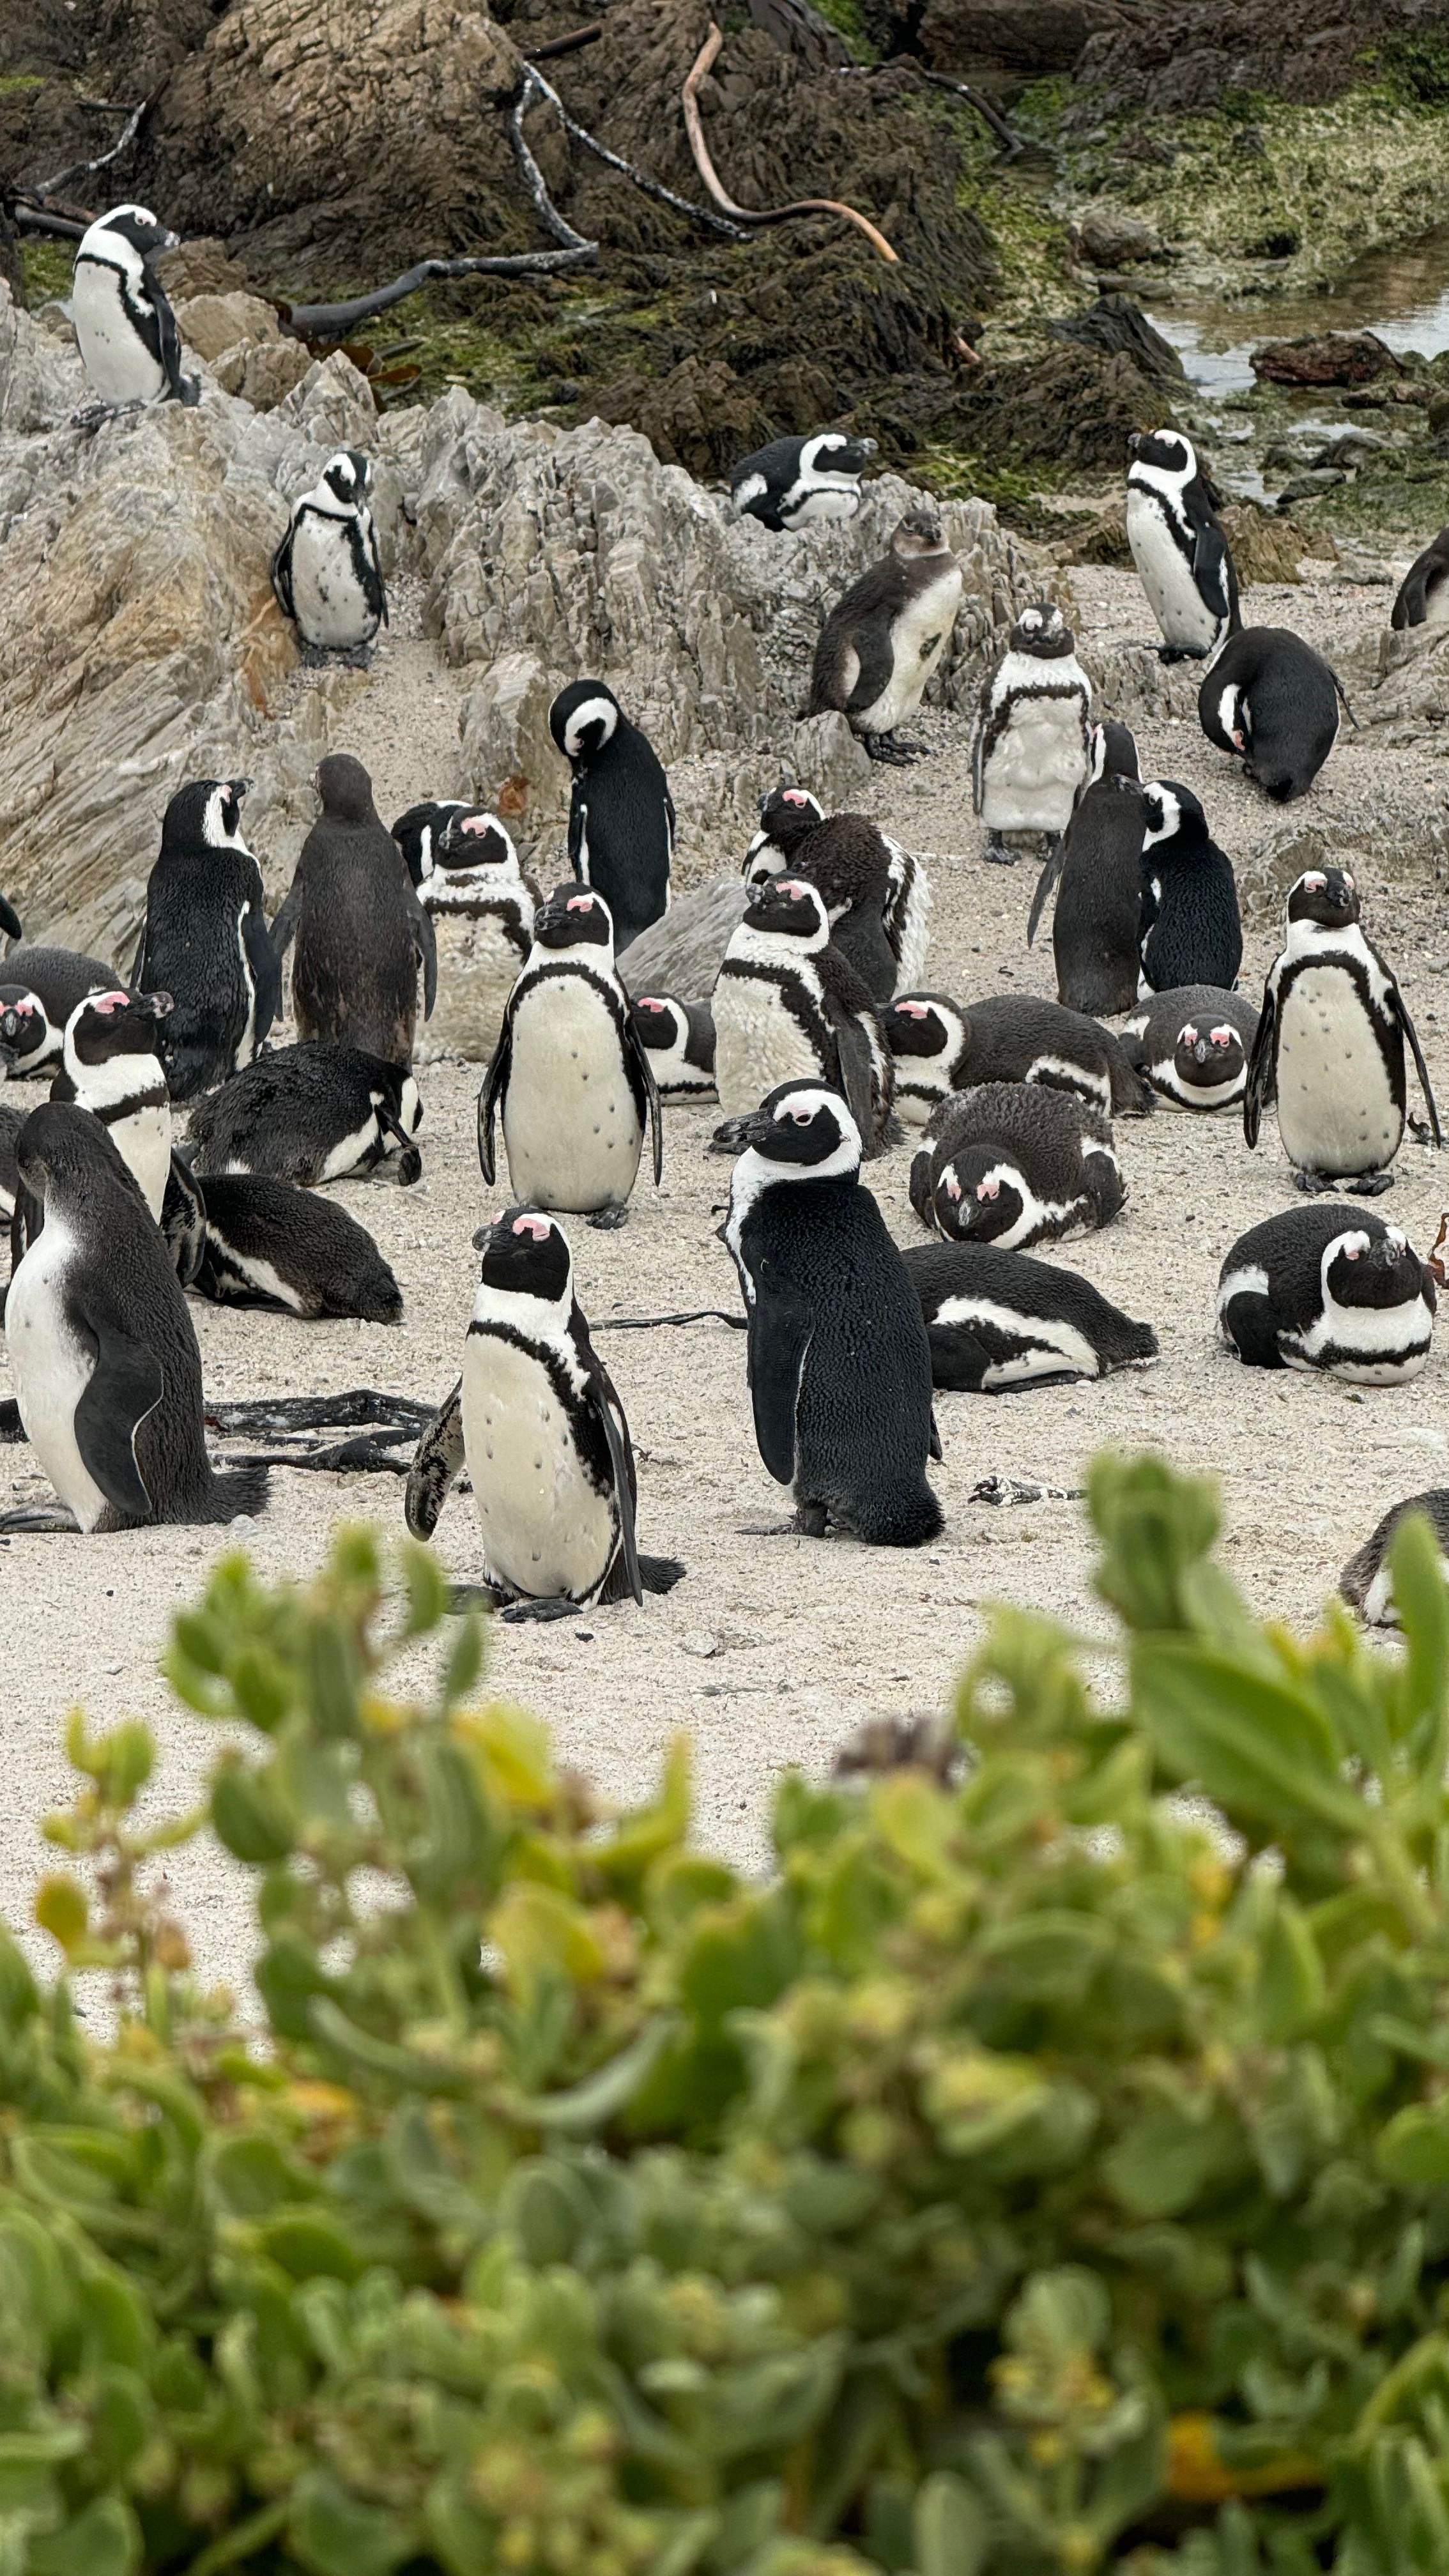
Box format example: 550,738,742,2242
70,203,199,414
1245,867,1441,1193
272,755,436,1067
1216,1204,1436,1384
1340,1490,1449,1625
1138,780,1243,995
910,1080,1124,1250
1121,985,1259,1110
185,1045,424,1188
404,1208,684,1617
712,875,894,1154
1048,772,1149,1017
721,1081,942,1545
902,1240,1158,1392
1125,429,1240,663
550,680,674,956
806,507,964,763
1027,716,1141,947
729,430,879,531
972,602,1092,867
885,991,1153,1126
130,777,280,1101
1200,626,1349,802
189,1174,403,1324
271,450,388,664
631,995,717,1100
1392,526,1449,632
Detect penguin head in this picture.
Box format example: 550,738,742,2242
1325,1223,1428,1314
935,1151,1023,1245
1175,1018,1244,1089
741,876,829,948
737,1082,862,1177
66,990,170,1070
1089,720,1140,786
473,1206,573,1307
891,507,949,562
533,886,615,958
550,680,621,765
1214,682,1250,754
86,203,180,266
1142,781,1207,854
1008,600,1075,660
883,994,956,1066
160,776,252,856
438,809,519,877
632,995,684,1053
314,753,380,827
0,988,49,1074
15,1100,135,1202
321,449,373,509
1127,429,1197,485
1287,867,1359,930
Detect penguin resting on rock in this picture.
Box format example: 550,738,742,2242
902,1241,1157,1391
1138,779,1243,994
806,507,963,763
70,203,199,418
712,876,893,1154
972,602,1092,868
1392,525,1449,631
272,450,388,666
1217,1204,1436,1383
1126,429,1239,663
1200,626,1351,803
1121,985,1259,1110
272,755,436,1066
729,430,878,530
130,777,280,1101
551,680,674,955
910,1081,1124,1250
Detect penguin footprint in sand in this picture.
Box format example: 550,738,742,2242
1217,1204,1436,1384
910,1082,1124,1251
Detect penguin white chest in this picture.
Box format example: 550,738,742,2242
979,698,1088,832
289,519,377,650
5,1216,110,1532
1276,967,1401,1175
425,903,530,1061
714,972,822,1116
72,259,166,405
856,568,964,735
503,979,641,1211
461,1335,615,1600
1126,492,1218,652
106,1103,171,1220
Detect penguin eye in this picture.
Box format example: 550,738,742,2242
978,1179,999,1200
1210,1027,1232,1046
1344,1245,1360,1261
790,1108,813,1126
1181,1025,1198,1045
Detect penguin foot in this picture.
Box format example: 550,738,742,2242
981,840,1018,867
736,1504,829,1538
862,731,923,765
69,399,147,432
0,1504,81,1534
0,1399,22,1443
498,1597,581,1624
1156,645,1202,665
1292,1168,1337,1195
587,1204,631,1230
1347,1170,1395,1197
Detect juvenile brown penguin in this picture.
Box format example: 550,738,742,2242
271,755,436,1066
806,509,963,763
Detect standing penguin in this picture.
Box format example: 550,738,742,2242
972,602,1092,868
272,450,387,665
71,204,199,414
729,430,878,530
722,1082,942,1545
1217,1204,1436,1383
1027,717,1140,946
271,755,436,1066
1392,525,1449,631
1,1106,267,1535
1245,868,1441,1193
549,681,674,954
631,995,717,1101
48,991,173,1222
806,508,964,763
1125,429,1240,663
405,1208,684,1615
478,888,662,1228
910,1082,1124,1250
746,788,932,995
712,877,893,1154
1048,767,1148,1016
1200,627,1350,802
130,777,280,1101
1121,986,1259,1110
1138,781,1243,993
408,809,542,1063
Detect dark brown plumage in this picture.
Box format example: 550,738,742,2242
272,754,436,1066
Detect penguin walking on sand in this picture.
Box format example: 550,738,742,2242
272,450,387,666
1245,867,1440,1193
71,204,199,417
550,681,674,954
185,1045,423,1188
972,602,1092,868
479,888,662,1228
722,1081,942,1545
1121,985,1259,1110
712,877,893,1154
1126,429,1240,663
1217,1204,1436,1383
910,1082,1124,1250
272,755,436,1066
806,508,963,763
1392,525,1449,631
631,995,717,1101
1340,1489,1449,1624
903,1241,1157,1392
884,992,1152,1126
130,777,280,1101
1200,627,1351,802
729,430,879,530
405,1208,684,1617
1138,780,1243,993
402,808,542,1063
1,1106,268,1534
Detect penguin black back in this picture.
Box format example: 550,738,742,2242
132,777,280,1100
1138,780,1243,993
271,755,436,1065
729,430,878,531
192,1174,403,1322
1340,1489,1449,1623
1392,525,1449,632
185,1045,423,1187
902,1241,1157,1390
910,1080,1124,1250
1050,776,1147,1016
1200,627,1347,803
550,681,674,953
1217,1202,1436,1381
747,797,899,1002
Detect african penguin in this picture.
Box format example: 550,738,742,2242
404,1207,684,1615
272,449,388,664
550,680,674,955
745,790,932,1002
0,946,120,1056
806,507,963,763
1026,717,1141,946
404,807,542,1063
71,203,199,413
1392,525,1449,632
0,1103,22,1220
185,1045,424,1188
0,990,53,1080
188,1174,402,1324
909,1082,1124,1250
729,430,879,531
1138,780,1243,993
272,755,436,1067
1125,429,1240,663
884,992,1152,1126
392,800,471,886
1216,1204,1436,1384
49,990,172,1221
1047,771,1149,1017
478,887,662,1228
722,1082,941,1544
1121,985,1259,1110
1340,1489,1449,1625
130,776,280,1101
1245,868,1441,1193
2,1105,266,1533
1199,626,1349,803
712,876,893,1155
902,1241,1158,1392
631,995,717,1101
972,602,1092,867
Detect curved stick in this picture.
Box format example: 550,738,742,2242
283,247,595,339
510,71,597,254
526,57,746,239
682,24,898,263
23,91,153,200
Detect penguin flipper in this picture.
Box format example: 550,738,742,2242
243,900,283,1041
365,517,388,628
839,621,894,721
162,1152,208,1288
412,897,438,1020
1192,518,1236,625
567,792,586,883
588,1370,643,1607
270,878,302,963
1399,992,1443,1147
271,525,297,622
824,993,880,1154
1243,983,1275,1149
153,282,192,407
747,1284,811,1489
0,894,20,943
624,1011,665,1184
405,1379,465,1540
73,1312,163,1522
478,1018,512,1184
1025,843,1062,947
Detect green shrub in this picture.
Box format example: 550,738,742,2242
9,1462,1449,2571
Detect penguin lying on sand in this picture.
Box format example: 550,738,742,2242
910,1082,1124,1250
1126,429,1239,663
712,877,893,1154
631,995,717,1100
972,602,1092,868
406,1208,684,1618
1217,1204,1436,1383
272,755,436,1066
1392,525,1449,631
1340,1490,1449,1624
884,992,1152,1125
1138,780,1242,994
185,1046,423,1187
0,946,119,1066
272,450,387,666
1200,627,1350,802
551,681,674,954
130,777,280,1101
729,431,878,530
188,1174,402,1324
806,508,963,763
744,790,931,1000
71,204,199,418
902,1241,1157,1391
1121,985,1259,1110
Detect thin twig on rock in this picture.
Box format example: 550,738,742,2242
10,205,87,238
24,93,153,201
510,71,598,254
524,57,746,238
283,245,597,340
682,24,899,262
526,27,603,61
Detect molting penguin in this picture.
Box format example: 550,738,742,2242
910,1082,1124,1250
1216,1204,1436,1383
884,991,1152,1126
272,755,436,1066
406,807,542,1063
71,203,199,414
1,1105,267,1534
185,1045,423,1187
1200,626,1350,802
712,876,893,1154
745,788,931,995
729,430,878,530
189,1173,402,1323
1245,867,1440,1193
405,1207,684,1616
1138,779,1243,993
49,990,173,1221
130,777,280,1101
1392,524,1449,631
722,1082,942,1544
1121,985,1259,1110
902,1240,1157,1391
1126,429,1240,663
478,888,662,1229
631,995,717,1100
1340,1489,1449,1625
972,602,1092,867
806,507,963,763
550,680,674,955
271,450,387,665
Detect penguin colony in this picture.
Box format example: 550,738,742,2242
5,256,1446,1630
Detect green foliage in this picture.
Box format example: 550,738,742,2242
12,1470,1449,2567
1379,33,1449,103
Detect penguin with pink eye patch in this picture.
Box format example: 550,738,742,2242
392,802,542,1062
884,990,1152,1126
908,1080,1124,1251
1217,1204,1435,1382
0,988,54,1080
630,994,717,1101
1121,983,1259,1110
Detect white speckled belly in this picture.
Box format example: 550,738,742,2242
503,978,641,1211
462,1334,613,1599
1276,967,1400,1174
713,974,820,1116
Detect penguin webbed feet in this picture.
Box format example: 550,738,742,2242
0,1504,82,1535
737,1503,830,1538
1409,1115,1440,1148
587,1203,631,1230
863,731,926,765
69,399,148,433
981,838,1018,868
1291,1167,1342,1196
500,1597,583,1625
1155,645,1202,665
1346,1170,1395,1198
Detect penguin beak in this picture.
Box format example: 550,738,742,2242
1193,1039,1209,1064
739,1110,776,1150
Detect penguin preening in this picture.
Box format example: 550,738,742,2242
1121,985,1259,1110
71,203,199,415
398,806,542,1064
188,1174,403,1324
1217,1204,1436,1384
550,680,674,954
729,431,878,531
185,1046,424,1188
1340,1489,1449,1625
271,450,388,665
806,508,963,763
405,1208,684,1617
722,1082,942,1545
1245,867,1440,1193
972,602,1092,867
1138,780,1243,994
1125,429,1240,663
1200,626,1351,802
130,777,280,1101
1392,525,1449,632
631,995,717,1100
902,1241,1158,1392
712,876,894,1156
883,992,1152,1127
272,755,436,1066
745,788,931,997
910,1081,1124,1250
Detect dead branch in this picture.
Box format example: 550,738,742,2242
526,27,603,61
523,58,747,238
682,24,899,263
24,93,154,200
10,205,86,238
510,70,597,253
915,68,1020,155
284,247,597,340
